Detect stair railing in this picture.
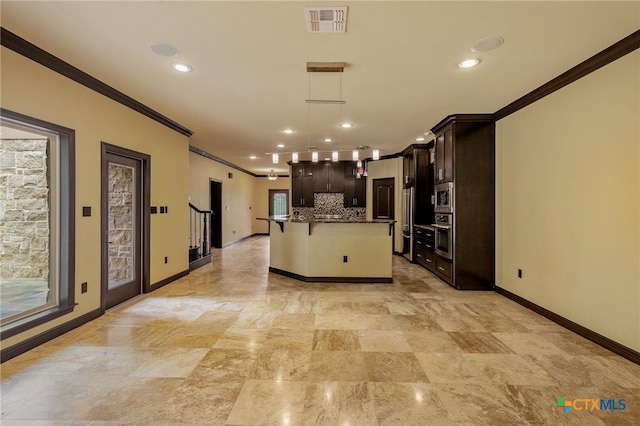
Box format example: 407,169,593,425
188,203,212,262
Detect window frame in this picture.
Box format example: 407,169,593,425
0,108,75,340
268,189,289,216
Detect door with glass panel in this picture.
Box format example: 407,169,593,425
101,151,142,310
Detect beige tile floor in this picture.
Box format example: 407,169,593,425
1,236,639,425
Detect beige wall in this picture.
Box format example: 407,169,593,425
496,50,640,351
253,176,290,234
366,157,403,251
1,47,190,348
188,151,257,245
187,155,291,240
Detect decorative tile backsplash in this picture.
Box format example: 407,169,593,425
294,193,365,220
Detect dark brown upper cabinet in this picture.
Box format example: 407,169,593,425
435,126,453,183
313,162,345,193
291,163,314,207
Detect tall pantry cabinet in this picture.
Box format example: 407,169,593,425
431,114,495,290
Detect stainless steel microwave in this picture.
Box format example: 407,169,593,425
434,182,454,213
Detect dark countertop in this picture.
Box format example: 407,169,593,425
258,215,396,224
414,224,435,231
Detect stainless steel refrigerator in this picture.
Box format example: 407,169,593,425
402,187,414,261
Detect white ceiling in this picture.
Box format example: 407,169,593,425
2,1,639,175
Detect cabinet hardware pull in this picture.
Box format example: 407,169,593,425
426,259,432,263
438,266,445,271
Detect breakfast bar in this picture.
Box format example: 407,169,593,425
259,216,395,283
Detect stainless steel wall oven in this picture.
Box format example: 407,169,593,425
434,213,453,260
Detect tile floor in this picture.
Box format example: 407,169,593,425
1,236,639,425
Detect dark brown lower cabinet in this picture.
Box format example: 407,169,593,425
415,247,435,272
414,226,435,272
434,257,453,282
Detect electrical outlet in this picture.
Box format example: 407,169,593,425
518,269,523,278
164,256,168,264
343,256,348,263
81,282,88,293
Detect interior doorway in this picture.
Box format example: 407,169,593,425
210,180,222,249
101,143,150,311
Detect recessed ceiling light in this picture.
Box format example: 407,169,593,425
150,42,179,57
324,138,332,143
249,155,257,160
276,144,285,148
416,137,425,142
171,63,192,72
471,36,504,52
341,123,353,129
283,129,294,134
459,58,481,69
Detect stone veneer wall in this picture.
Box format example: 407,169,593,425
108,164,134,283
295,193,366,220
0,138,50,280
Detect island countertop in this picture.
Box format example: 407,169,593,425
261,217,394,283
258,215,396,224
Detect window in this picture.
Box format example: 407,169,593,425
0,109,75,339
268,189,289,216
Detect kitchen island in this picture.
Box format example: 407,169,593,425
259,216,395,283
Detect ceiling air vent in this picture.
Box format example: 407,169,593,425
305,7,348,33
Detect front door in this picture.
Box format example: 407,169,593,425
101,145,146,310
